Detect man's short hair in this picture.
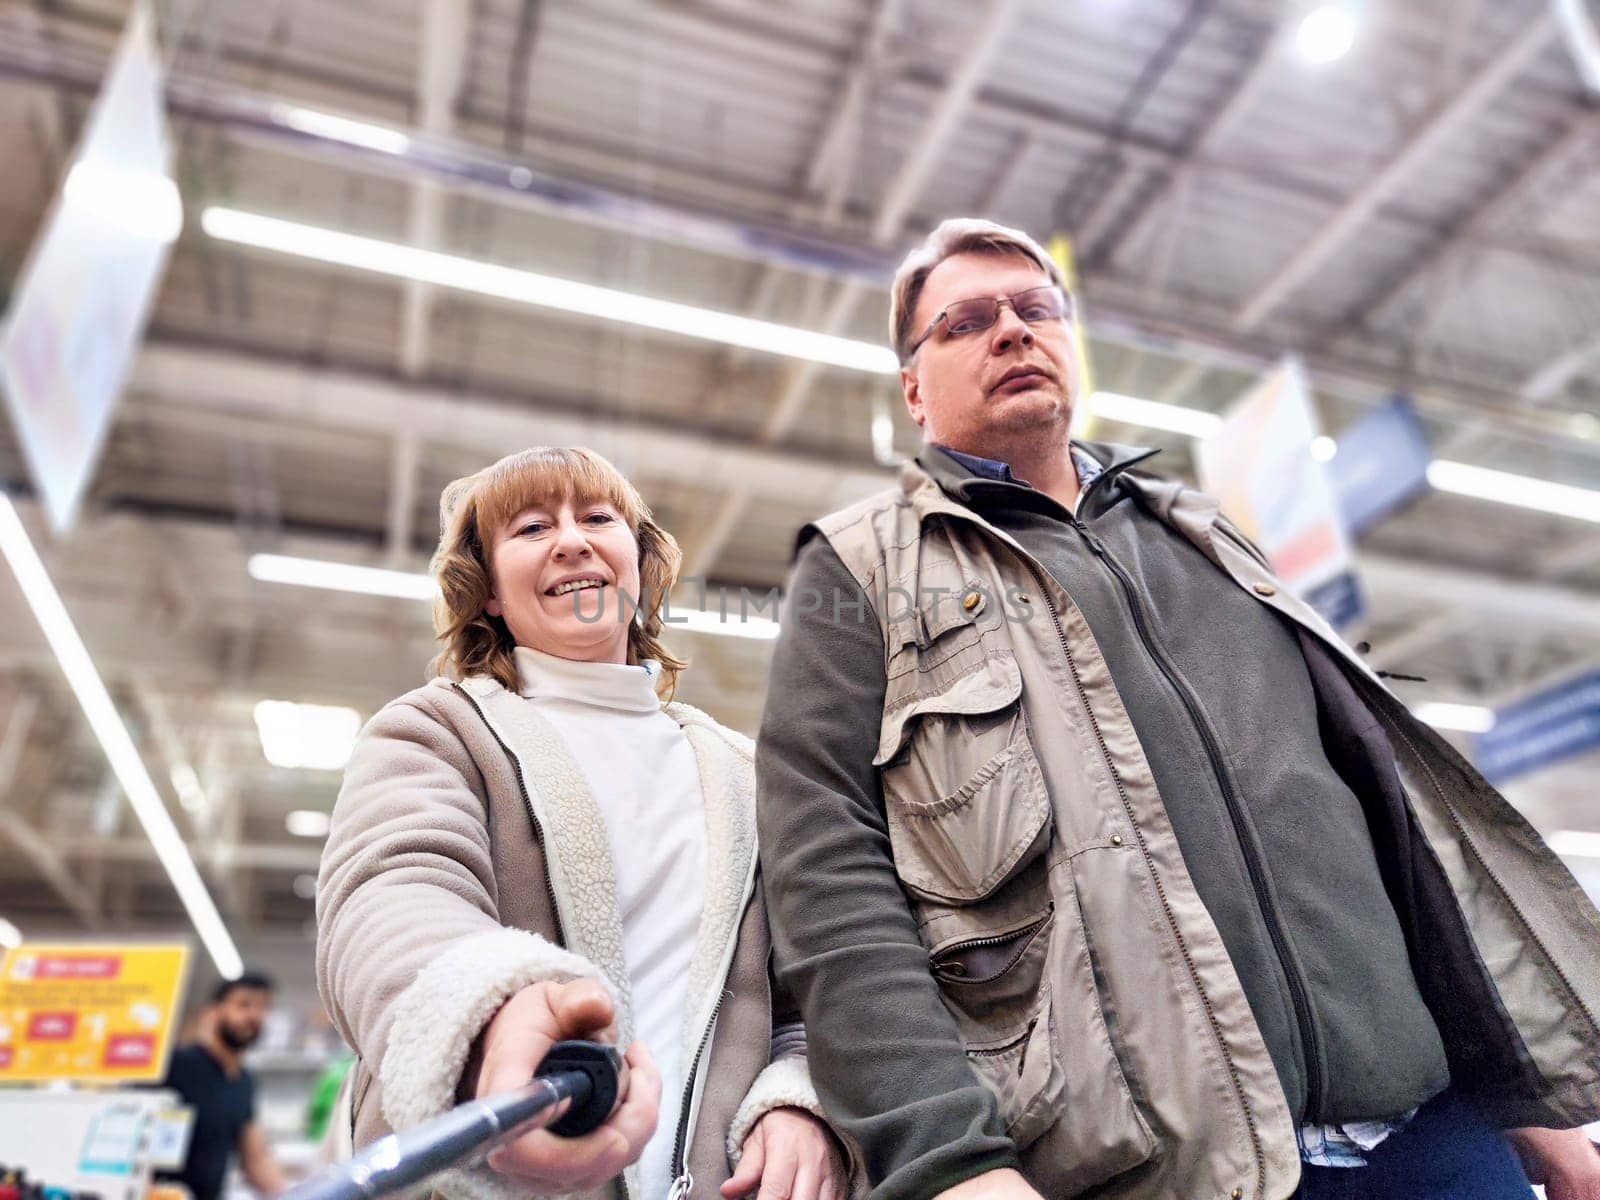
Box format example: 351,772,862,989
889,218,1065,364
212,971,275,1004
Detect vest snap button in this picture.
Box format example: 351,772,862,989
1109,835,1123,847
1016,592,1032,605
1252,583,1276,597
1231,1189,1244,1199
962,591,982,613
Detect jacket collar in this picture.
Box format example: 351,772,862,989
916,440,1159,505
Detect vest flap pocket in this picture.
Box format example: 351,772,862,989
874,654,1022,767
876,657,1050,904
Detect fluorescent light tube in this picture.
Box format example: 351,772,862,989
1087,391,1224,438
1548,830,1600,860
202,208,900,375
1411,701,1496,733
0,495,242,979
273,105,412,156
249,553,439,600
1428,460,1600,524
285,810,332,839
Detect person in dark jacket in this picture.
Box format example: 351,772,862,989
755,217,1600,1200
156,973,289,1200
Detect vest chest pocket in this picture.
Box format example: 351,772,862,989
874,654,1051,904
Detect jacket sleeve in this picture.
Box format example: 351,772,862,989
315,692,614,1183
755,535,1020,1200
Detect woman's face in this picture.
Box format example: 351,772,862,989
485,496,642,664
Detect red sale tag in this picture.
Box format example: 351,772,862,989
27,1012,77,1041
103,1032,155,1067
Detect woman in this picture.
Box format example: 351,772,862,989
316,447,848,1200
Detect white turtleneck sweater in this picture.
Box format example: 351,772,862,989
513,646,707,1200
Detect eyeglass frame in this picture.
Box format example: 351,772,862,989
901,284,1073,364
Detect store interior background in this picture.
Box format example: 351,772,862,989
1,0,1599,1173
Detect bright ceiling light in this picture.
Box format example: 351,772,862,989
1547,830,1600,860
1296,3,1359,64
254,701,362,771
202,208,900,375
0,918,20,949
1311,436,1338,462
0,495,241,979
292,874,319,900
1427,460,1600,524
1087,391,1224,438
249,553,438,600
273,105,412,156
286,810,332,839
169,763,207,814
1411,701,1496,733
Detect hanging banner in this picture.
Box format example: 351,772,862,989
1475,669,1600,784
0,942,189,1082
1328,394,1433,537
1195,359,1364,628
0,1,180,533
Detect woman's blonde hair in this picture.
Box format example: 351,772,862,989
429,447,687,697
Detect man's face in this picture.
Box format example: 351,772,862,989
213,986,271,1051
900,250,1079,459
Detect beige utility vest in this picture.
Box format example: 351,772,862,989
812,458,1600,1200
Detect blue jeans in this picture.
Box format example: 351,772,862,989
1294,1091,1534,1200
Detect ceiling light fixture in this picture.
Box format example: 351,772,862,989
0,495,241,979
1411,701,1496,733
0,918,20,949
1427,460,1600,525
1311,436,1338,461
286,810,332,839
272,105,412,156
254,700,362,771
1296,2,1359,64
202,208,900,375
1086,391,1224,438
248,553,438,600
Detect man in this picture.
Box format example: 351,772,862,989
157,972,289,1200
755,217,1600,1200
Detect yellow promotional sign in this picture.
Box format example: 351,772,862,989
0,942,189,1083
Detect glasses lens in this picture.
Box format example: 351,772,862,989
944,298,1000,336
1014,287,1068,322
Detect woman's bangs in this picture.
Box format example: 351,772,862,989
474,448,644,538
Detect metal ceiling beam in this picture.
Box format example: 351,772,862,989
1080,16,1284,265
398,0,469,378
1331,110,1600,348
681,0,1018,577
1233,9,1557,331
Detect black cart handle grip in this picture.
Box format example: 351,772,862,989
281,1039,625,1200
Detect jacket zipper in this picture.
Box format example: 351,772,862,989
1018,556,1268,1198
668,845,762,1200
1072,521,1326,1119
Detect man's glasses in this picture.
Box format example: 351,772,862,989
904,285,1072,362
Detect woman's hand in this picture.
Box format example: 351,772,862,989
476,977,663,1192
720,1107,847,1200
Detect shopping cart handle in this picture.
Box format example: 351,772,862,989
282,1040,624,1200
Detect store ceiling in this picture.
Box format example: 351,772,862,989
0,0,1596,960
